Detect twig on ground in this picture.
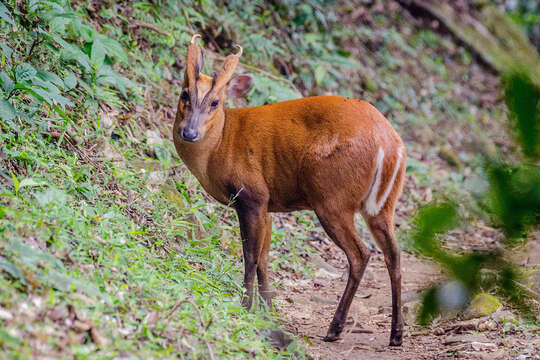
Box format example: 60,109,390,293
131,21,171,37
24,36,43,62
513,280,540,300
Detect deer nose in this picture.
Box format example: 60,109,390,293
181,127,200,142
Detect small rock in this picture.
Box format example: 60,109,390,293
355,292,371,299
478,319,497,331
309,254,340,274
0,307,13,320
101,110,119,131
403,300,421,325
433,327,445,336
49,305,69,322
145,130,163,146
466,293,502,318
491,309,516,324
314,268,341,280
103,141,125,164
146,171,167,192
261,329,293,350
444,334,489,345
438,280,469,310
471,341,497,351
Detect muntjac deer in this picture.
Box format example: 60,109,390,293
173,35,406,346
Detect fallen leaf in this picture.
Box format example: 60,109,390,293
73,319,92,332
145,310,159,326
90,326,108,346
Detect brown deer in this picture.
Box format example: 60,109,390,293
173,35,406,346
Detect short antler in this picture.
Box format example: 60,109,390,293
233,44,242,57
191,34,201,44
211,44,243,92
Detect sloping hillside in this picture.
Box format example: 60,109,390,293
0,1,537,359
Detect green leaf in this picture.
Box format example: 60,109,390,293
35,69,65,90
0,2,15,26
503,71,540,158
19,178,47,189
47,10,77,34
0,256,25,282
15,63,37,82
99,35,128,63
91,39,106,68
96,65,136,99
63,71,78,90
30,81,74,109
40,30,92,72
0,99,16,120
13,83,71,120
314,64,326,87
11,173,19,194
0,43,13,59
0,71,15,92
35,188,67,207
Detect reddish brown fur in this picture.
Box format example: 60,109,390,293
173,39,406,346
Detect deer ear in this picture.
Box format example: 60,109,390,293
227,74,253,99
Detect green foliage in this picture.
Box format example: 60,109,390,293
503,71,540,158
0,0,328,357
0,0,137,125
1,0,535,356
484,162,540,240
413,71,540,325
506,0,540,51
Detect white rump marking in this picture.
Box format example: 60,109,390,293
363,146,403,216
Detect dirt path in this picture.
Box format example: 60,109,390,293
274,238,539,359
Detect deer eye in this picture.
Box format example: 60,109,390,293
181,90,189,102
211,99,219,108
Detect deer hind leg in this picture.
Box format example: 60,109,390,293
365,211,403,346
257,215,274,308
315,206,371,342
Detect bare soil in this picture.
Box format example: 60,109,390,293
276,233,540,360
273,233,539,360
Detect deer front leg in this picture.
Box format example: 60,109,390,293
234,193,269,310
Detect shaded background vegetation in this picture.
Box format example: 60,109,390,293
0,0,538,358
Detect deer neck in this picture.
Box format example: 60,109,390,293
175,108,225,191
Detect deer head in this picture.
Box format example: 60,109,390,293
176,34,253,143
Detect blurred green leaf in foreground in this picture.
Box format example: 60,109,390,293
413,70,540,325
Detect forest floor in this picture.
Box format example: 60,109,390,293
273,215,540,359
2,1,539,359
